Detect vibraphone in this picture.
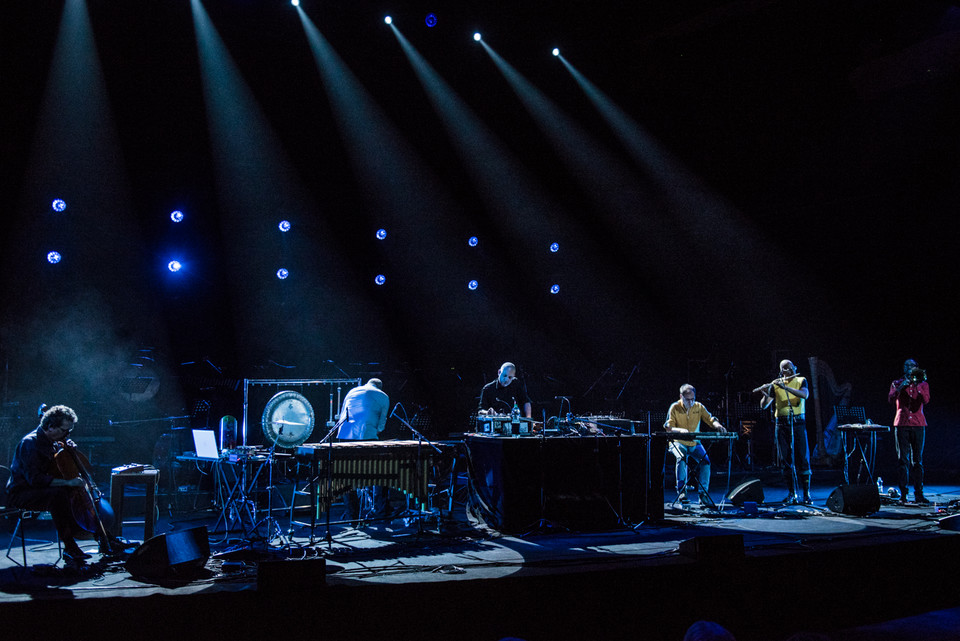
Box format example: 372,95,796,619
295,440,436,509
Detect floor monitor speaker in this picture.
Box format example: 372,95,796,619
725,478,764,506
125,525,210,580
826,484,880,516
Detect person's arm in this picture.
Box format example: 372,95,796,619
917,381,930,404
699,404,726,432
478,385,492,413
888,381,900,404
777,379,809,399
759,387,774,410
665,404,686,432
376,395,389,433
18,439,57,488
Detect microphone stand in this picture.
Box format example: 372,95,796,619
392,404,442,537
316,419,342,547
522,408,563,537
252,423,288,549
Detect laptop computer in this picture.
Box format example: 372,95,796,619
192,429,221,460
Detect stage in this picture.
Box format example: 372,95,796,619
3,472,960,641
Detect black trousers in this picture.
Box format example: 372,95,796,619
7,485,81,543
776,415,811,476
896,425,925,494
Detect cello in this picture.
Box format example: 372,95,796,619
53,439,118,555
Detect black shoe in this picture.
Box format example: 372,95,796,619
915,494,930,505
99,536,127,556
63,550,89,569
64,541,91,560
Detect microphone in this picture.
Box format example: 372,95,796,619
389,403,400,419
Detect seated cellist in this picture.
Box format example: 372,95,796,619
6,404,109,569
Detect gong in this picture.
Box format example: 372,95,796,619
261,390,315,447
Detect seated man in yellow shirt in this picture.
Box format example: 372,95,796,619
665,384,726,504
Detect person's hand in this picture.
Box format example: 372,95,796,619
716,424,727,433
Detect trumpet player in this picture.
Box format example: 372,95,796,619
758,360,812,504
889,359,931,504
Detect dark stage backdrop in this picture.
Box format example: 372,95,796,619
1,2,958,467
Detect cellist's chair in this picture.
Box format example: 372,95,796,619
1,465,62,567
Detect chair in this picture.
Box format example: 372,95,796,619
1,465,62,567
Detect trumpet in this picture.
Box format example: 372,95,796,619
908,368,927,384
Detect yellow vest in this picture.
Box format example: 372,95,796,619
773,377,806,417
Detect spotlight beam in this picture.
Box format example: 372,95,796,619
558,56,777,300
477,41,676,288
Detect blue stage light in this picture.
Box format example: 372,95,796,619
375,274,386,285
473,32,482,42
550,284,560,294
468,236,479,247
550,242,560,253
291,0,299,6
376,228,387,240
47,251,62,264
425,13,437,27
468,279,479,290
552,48,560,57
52,199,66,212
170,210,184,223
384,16,392,25
279,220,291,232
277,268,289,279
168,260,182,273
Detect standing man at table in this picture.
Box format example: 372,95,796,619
335,378,390,523
479,362,532,417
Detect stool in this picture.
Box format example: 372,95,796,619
110,467,159,541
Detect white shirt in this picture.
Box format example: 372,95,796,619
336,384,390,440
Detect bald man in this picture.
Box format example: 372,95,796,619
335,378,390,523
759,360,811,504
479,362,532,417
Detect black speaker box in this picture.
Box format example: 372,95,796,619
678,534,744,562
725,478,764,506
939,514,960,531
125,526,210,580
826,484,880,516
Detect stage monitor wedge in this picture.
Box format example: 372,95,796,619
125,525,210,581
826,484,880,516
